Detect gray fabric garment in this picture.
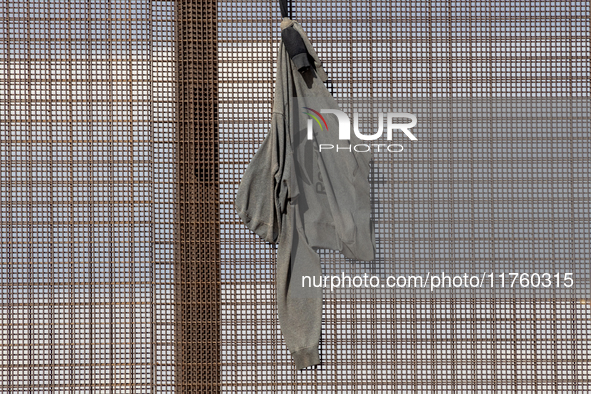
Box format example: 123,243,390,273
235,18,375,370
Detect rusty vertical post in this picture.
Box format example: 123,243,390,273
175,0,220,392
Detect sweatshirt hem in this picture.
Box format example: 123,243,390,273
235,206,276,244
292,345,320,370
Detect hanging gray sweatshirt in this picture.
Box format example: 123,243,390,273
235,18,375,370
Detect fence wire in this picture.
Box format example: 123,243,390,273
1,1,176,392
1,0,590,393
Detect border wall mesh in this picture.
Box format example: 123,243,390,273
1,1,590,393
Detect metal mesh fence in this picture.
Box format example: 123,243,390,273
1,1,176,392
218,0,590,392
175,0,220,392
1,0,590,393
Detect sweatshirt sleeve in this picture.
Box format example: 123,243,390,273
235,41,294,245
234,111,288,245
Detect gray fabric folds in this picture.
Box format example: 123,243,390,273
235,18,374,370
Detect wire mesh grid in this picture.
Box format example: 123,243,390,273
0,0,590,393
1,0,176,392
218,0,590,392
